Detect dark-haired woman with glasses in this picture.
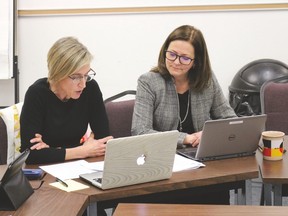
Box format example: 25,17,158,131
131,25,236,205
20,37,113,164
132,25,236,148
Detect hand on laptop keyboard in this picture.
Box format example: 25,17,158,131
183,131,202,147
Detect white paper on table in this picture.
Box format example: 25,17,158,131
173,154,205,172
81,160,104,171
40,155,204,180
40,160,100,180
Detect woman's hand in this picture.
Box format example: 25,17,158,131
183,131,202,147
30,133,50,150
82,133,113,158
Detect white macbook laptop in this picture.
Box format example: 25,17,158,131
80,130,179,190
177,115,267,161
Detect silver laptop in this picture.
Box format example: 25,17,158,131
80,130,179,190
177,115,267,161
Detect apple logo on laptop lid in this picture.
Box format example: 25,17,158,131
137,154,146,165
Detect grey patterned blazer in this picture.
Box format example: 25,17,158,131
131,71,236,146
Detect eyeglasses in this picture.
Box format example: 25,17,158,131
165,51,194,65
68,69,96,84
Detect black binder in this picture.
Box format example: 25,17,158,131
0,149,34,210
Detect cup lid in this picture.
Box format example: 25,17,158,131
262,130,285,138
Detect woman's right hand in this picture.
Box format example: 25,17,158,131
183,131,202,147
82,133,113,158
30,133,50,150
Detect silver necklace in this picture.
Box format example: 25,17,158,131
177,90,190,132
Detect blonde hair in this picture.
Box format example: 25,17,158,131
47,37,93,84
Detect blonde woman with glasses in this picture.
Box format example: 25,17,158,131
20,37,112,164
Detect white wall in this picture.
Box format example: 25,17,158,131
18,0,288,10
2,8,288,106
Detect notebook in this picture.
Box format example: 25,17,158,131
177,115,267,162
79,130,179,190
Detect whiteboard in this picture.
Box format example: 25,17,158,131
18,0,288,10
0,0,14,79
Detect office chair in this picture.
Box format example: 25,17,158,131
0,102,23,165
260,75,288,133
260,75,288,204
0,116,8,165
104,90,136,138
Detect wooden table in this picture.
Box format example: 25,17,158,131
77,155,258,201
0,176,88,216
12,153,258,216
257,135,288,205
70,155,258,215
113,203,288,216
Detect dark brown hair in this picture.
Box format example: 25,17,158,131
151,25,212,92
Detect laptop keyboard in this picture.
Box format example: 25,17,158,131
93,178,102,184
177,147,197,158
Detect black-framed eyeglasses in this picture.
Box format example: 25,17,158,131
165,51,194,65
68,69,96,84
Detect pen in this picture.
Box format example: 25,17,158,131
56,178,68,187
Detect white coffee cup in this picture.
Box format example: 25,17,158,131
262,131,285,161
